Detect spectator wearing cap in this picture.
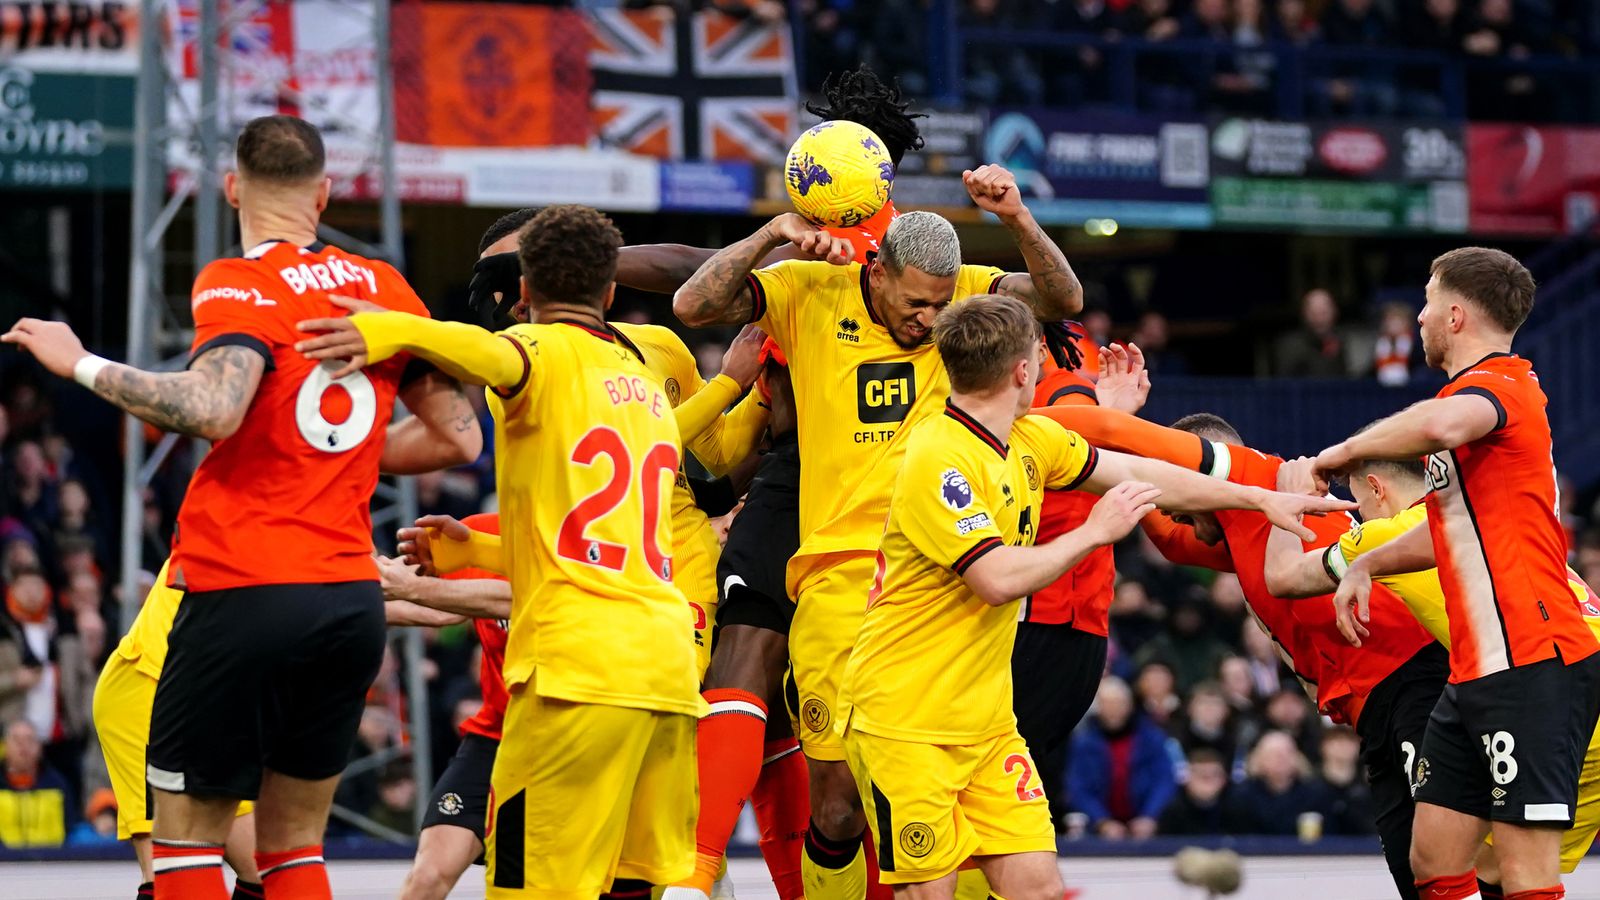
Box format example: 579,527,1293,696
0,719,75,848
1067,676,1183,840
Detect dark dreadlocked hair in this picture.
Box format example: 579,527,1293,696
805,66,925,167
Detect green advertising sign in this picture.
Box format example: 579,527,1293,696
0,65,135,191
1211,177,1468,233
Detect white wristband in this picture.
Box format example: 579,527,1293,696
73,354,111,390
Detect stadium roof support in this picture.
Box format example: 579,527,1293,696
123,0,429,830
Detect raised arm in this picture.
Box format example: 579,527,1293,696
380,371,483,475
964,165,1082,319
1314,394,1501,482
673,214,854,327
1083,448,1354,541
296,302,527,389
3,319,264,442
674,324,765,448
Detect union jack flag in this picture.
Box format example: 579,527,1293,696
587,10,797,162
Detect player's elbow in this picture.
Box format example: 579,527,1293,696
448,420,484,466
1262,559,1297,598
672,286,712,327
199,408,248,442
962,568,1022,607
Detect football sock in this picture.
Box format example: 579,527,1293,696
801,822,866,900
230,881,265,900
1478,882,1504,900
1415,871,1482,900
256,845,330,900
751,738,807,900
603,878,654,900
137,881,155,900
1505,889,1563,900
678,689,768,894
954,869,994,900
861,829,892,900
152,840,228,900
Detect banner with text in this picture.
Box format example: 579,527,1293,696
983,110,1211,228
1208,118,1467,232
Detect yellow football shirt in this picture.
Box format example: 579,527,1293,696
468,319,702,716
614,322,767,607
113,559,179,679
839,409,1097,744
1324,502,1600,647
748,259,1007,569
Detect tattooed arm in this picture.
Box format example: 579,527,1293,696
963,165,1082,319
672,213,855,327
381,370,484,474
618,243,812,296
3,317,264,440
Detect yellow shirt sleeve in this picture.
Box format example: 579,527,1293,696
749,260,820,354
431,527,505,576
954,264,1009,301
1022,415,1100,490
674,374,742,445
352,312,532,394
687,387,770,478
897,442,1005,574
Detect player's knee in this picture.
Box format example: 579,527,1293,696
808,771,864,838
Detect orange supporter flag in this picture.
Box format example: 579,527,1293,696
392,3,592,147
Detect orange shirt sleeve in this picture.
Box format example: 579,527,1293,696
1031,406,1208,472
1140,513,1236,573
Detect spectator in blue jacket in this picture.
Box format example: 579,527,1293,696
1229,729,1338,836
0,718,74,848
1068,675,1182,840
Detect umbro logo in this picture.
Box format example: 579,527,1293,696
836,318,861,343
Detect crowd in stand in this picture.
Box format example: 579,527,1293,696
797,0,1592,120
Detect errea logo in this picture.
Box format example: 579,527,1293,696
837,317,861,342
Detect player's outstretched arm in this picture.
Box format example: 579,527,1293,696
1262,456,1342,598
675,324,766,444
380,372,483,475
965,164,1082,319
962,482,1160,606
673,213,853,327
1313,394,1501,483
296,299,526,388
398,515,505,577
1084,448,1355,541
379,555,511,621
3,318,263,441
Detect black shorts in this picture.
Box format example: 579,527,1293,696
1355,641,1448,900
1011,623,1107,759
1414,652,1600,828
147,580,387,800
422,732,498,848
715,433,799,637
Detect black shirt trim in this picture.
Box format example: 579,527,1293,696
943,401,1008,459
954,537,1004,575
189,333,274,371
1453,385,1508,432
1046,384,1097,406
1445,351,1514,384
490,335,532,399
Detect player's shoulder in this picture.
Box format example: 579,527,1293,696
761,257,861,288
1012,413,1078,452
1347,502,1428,551
956,263,1007,295
1441,352,1536,395
613,322,690,361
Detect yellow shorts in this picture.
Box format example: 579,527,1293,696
1564,723,1600,871
788,550,876,762
485,683,697,899
93,652,253,841
689,600,717,681
845,724,1055,884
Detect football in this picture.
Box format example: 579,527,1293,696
784,120,895,229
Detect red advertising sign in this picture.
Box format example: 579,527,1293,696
1468,124,1600,236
